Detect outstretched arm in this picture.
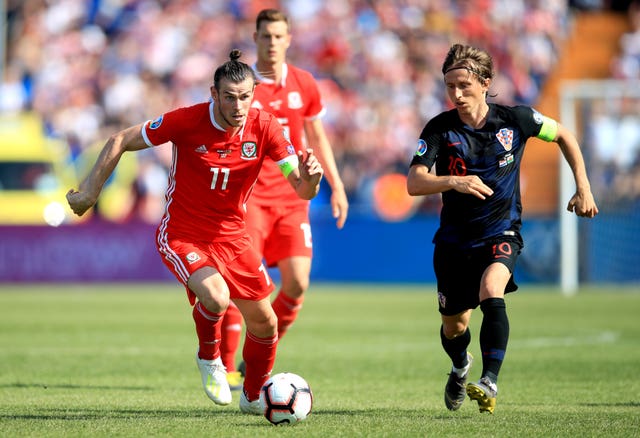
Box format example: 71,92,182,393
66,123,148,216
554,123,599,218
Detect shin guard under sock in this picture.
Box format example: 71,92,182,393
242,331,278,400
219,302,243,371
192,301,224,361
441,325,471,369
272,291,304,338
479,297,509,383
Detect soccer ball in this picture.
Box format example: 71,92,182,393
259,372,313,425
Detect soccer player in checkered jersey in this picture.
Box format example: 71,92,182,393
219,8,349,388
407,44,598,414
66,50,324,414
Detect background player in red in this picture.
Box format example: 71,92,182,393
66,50,323,414
220,9,349,388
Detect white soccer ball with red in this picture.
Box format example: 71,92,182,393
259,372,313,425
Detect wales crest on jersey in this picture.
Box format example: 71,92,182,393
288,91,303,109
241,141,257,159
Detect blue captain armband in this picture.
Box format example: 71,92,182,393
277,155,299,177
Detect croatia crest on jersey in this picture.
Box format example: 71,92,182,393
241,141,257,159
496,128,513,151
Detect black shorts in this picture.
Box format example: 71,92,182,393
434,236,522,316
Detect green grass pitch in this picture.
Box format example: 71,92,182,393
1,283,639,437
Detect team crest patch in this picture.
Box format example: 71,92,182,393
288,91,303,109
149,116,163,129
286,144,295,155
415,139,428,156
496,128,513,151
185,252,201,264
241,141,257,159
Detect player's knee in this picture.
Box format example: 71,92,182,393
442,322,468,339
187,268,230,312
194,283,229,314
198,293,229,314
246,310,278,338
283,277,308,298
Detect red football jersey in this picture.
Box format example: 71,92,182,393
250,63,324,206
142,101,297,242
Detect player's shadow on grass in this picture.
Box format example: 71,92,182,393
0,382,153,391
0,407,238,421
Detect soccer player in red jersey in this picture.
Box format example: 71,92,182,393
66,50,323,414
219,9,349,387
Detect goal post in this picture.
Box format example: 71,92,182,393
558,79,640,294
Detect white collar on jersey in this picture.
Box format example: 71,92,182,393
253,62,288,88
209,98,246,139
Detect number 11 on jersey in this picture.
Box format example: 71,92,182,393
210,167,230,190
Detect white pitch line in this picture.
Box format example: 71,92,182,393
511,331,619,348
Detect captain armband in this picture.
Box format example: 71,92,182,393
277,155,299,178
537,116,559,142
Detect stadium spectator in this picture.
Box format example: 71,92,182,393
65,50,324,414
3,0,572,221
599,2,640,204
218,8,349,390
611,1,640,79
406,43,598,414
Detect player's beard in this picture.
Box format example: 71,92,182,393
219,108,244,128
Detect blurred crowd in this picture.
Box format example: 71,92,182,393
602,1,640,207
1,0,631,222
611,0,640,79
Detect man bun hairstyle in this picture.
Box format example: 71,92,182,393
213,49,258,90
229,48,242,61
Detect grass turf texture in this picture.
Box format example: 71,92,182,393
0,283,639,437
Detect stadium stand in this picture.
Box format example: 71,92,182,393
0,0,633,222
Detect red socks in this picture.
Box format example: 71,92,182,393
242,331,278,400
219,291,304,368
271,291,304,337
192,301,224,361
192,300,280,401
214,290,303,400
220,302,243,371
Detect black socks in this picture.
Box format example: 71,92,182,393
479,297,509,383
441,325,471,369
